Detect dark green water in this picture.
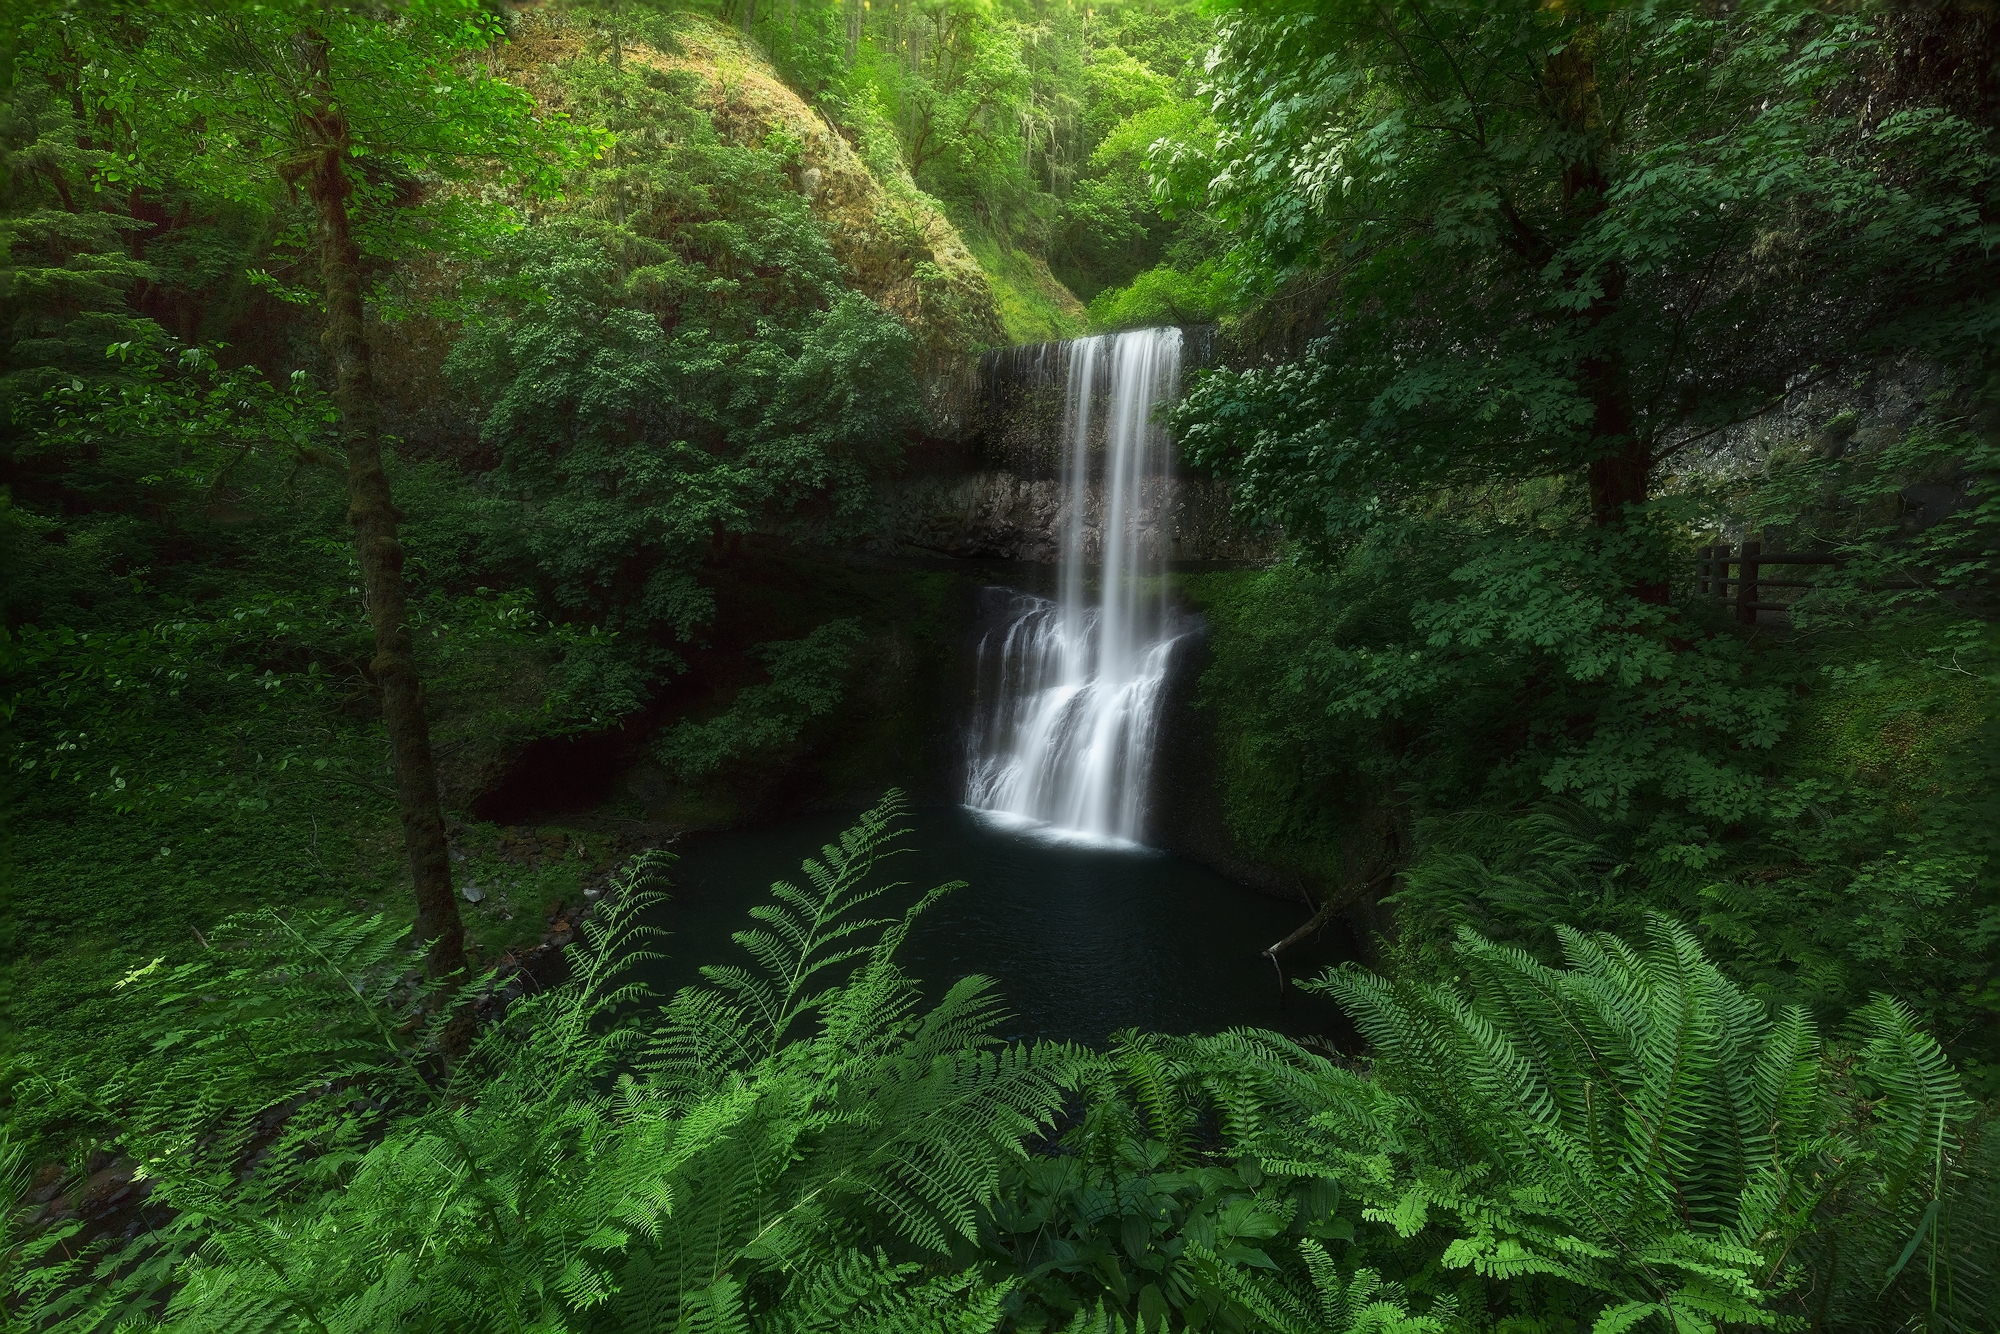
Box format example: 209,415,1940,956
638,805,1357,1048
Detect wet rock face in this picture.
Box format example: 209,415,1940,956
879,471,1271,563
935,473,1065,564
903,327,1273,563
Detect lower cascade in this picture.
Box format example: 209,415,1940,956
964,326,1187,843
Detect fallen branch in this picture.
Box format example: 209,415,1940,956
1264,870,1395,993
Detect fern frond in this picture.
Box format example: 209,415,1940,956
1301,918,1869,1326
1853,994,1975,1188
1108,1032,1189,1165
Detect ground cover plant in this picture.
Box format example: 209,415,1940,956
5,798,1993,1330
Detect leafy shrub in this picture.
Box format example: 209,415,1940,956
444,52,922,691
1086,263,1229,333
653,618,867,782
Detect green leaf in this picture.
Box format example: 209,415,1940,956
1593,1301,1662,1334
1880,1197,1940,1293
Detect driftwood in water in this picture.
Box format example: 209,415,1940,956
1264,870,1394,993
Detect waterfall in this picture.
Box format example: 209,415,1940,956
964,327,1186,843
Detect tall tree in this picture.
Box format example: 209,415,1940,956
102,0,584,982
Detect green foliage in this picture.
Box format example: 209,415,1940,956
1086,261,1228,333
7,808,1994,1333
655,618,865,782
1065,93,1221,313
727,0,1225,309
4,338,602,815
1316,917,1817,1327
979,919,1996,1333
116,0,588,263
1324,520,1789,820
983,1028,1358,1332
1182,498,1999,1075
7,337,342,626
446,51,922,683
0,56,161,406
0,336,611,1145
6,795,1086,1332
0,12,285,406
1299,917,1994,1331
1170,0,2000,1104
966,230,1087,343
6,4,1998,1332
1179,506,1798,858
865,0,1033,216
1179,0,2000,534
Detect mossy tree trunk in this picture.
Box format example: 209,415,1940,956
297,30,467,986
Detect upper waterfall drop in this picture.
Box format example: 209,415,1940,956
964,326,1187,844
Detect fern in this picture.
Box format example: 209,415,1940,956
691,791,928,1061
0,1127,106,1333
1190,1239,1462,1334
988,1026,1372,1331
5,797,1087,1333
1785,996,1993,1332
13,812,1991,1334
616,793,1084,1319
1299,913,1995,1332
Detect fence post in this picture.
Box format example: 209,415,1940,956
1712,543,1730,603
1735,539,1760,624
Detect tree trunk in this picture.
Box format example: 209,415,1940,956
1587,432,1648,525
1576,253,1644,529
1577,265,1667,600
299,37,467,987
1579,293,1667,601
1581,268,1645,530
1546,26,1665,600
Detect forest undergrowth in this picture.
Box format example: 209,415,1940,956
5,795,1995,1331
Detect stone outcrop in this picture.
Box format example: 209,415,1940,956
878,471,1270,564
894,324,1272,563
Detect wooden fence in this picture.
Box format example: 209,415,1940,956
1693,541,1843,624
1693,538,1985,622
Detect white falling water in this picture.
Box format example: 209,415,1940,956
964,327,1186,843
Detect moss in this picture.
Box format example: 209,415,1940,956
1173,568,1363,878
506,11,1005,362
964,230,1088,344
651,16,1004,358
1790,658,1988,797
